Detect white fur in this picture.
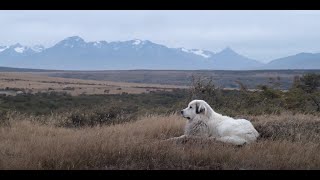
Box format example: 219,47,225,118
172,100,259,145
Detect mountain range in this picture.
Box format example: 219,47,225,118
0,36,319,70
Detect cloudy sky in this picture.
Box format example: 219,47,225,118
0,10,320,63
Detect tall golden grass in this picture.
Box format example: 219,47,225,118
1,112,320,170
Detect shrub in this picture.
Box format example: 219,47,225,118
62,87,75,91
60,104,139,128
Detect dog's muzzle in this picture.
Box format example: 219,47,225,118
181,110,191,120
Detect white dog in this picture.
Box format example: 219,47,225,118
170,100,259,145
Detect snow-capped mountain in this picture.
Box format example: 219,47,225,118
178,48,214,58
0,43,37,56
0,46,8,52
11,35,320,70
31,45,45,53
0,43,46,55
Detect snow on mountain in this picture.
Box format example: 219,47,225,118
189,49,212,58
31,45,45,52
8,43,26,53
14,47,26,53
179,48,213,58
93,41,102,47
0,37,264,70
6,36,320,70
0,44,46,54
132,39,142,45
0,46,8,52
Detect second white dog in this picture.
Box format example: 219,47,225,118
171,100,259,145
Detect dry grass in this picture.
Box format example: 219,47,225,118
0,72,186,95
1,112,320,170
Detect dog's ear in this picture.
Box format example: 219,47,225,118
196,103,205,114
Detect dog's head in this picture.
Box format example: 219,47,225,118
181,100,210,120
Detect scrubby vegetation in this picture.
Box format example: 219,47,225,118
48,69,320,89
1,73,320,117
1,73,320,128
189,73,320,116
0,73,320,169
0,90,188,127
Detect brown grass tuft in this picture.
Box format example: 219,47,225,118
1,112,320,169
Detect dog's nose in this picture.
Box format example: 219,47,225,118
180,110,183,114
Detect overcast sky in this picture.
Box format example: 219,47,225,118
1,10,320,63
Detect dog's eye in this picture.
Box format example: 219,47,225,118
189,106,192,109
